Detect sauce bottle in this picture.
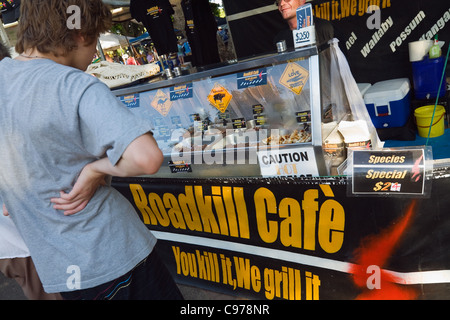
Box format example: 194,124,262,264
429,35,442,59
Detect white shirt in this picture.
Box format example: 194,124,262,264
0,213,30,259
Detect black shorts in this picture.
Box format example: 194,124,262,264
60,250,183,300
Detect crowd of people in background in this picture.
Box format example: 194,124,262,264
101,38,192,67
98,24,230,68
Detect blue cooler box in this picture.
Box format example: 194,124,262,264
363,78,411,129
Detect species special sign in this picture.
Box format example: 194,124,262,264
351,148,427,196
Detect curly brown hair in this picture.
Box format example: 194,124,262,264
15,0,112,56
0,42,11,60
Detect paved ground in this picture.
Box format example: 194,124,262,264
0,271,25,300
0,271,237,300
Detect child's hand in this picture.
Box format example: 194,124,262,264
51,163,107,216
2,204,9,217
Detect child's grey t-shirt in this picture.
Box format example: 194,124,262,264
0,58,157,293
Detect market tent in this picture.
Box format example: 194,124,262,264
99,32,131,50
102,0,130,6
129,32,151,45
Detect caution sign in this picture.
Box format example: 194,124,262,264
351,148,427,196
279,62,309,95
207,83,232,113
257,146,319,178
151,89,173,117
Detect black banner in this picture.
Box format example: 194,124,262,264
112,173,450,300
224,0,450,84
312,0,450,84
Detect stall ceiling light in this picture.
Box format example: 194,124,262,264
111,7,124,14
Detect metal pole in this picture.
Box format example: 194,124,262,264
0,19,11,48
97,38,106,61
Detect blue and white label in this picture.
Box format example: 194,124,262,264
170,83,193,101
293,25,316,48
296,3,313,29
237,68,267,89
119,94,140,108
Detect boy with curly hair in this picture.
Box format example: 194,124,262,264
0,0,182,300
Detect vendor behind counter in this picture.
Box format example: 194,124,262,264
273,0,334,50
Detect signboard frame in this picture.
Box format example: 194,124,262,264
348,146,433,197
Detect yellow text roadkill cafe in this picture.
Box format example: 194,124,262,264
129,184,345,254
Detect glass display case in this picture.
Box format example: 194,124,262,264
113,45,348,178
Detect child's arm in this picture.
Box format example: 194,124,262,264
51,133,163,215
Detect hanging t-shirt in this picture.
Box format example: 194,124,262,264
181,0,220,67
130,0,178,55
181,0,202,67
0,0,21,24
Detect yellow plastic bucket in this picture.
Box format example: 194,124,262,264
414,105,446,138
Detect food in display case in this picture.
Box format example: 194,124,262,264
262,127,311,145
171,125,312,154
112,46,365,177
119,56,316,156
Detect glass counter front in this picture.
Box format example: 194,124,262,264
113,46,345,178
